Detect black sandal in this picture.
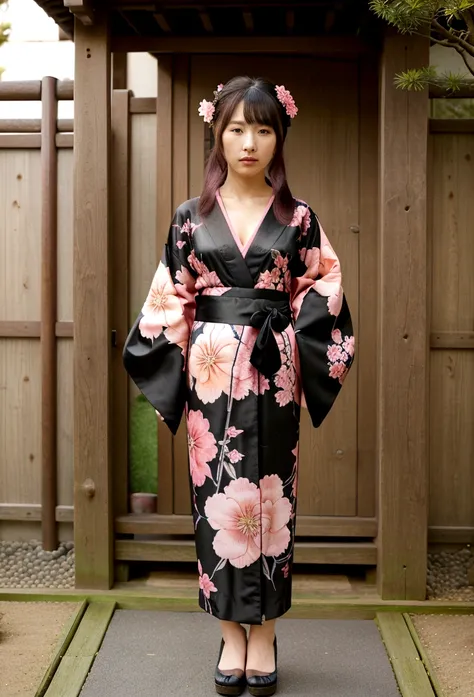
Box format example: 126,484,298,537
246,636,278,696
215,638,246,696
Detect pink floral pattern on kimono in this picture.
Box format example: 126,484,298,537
291,203,311,234
326,328,354,385
187,409,218,487
188,324,238,403
205,476,291,569
188,250,225,291
139,261,190,353
255,250,291,292
198,559,217,598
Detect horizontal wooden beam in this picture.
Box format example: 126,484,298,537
111,35,372,56
428,526,474,544
116,539,377,564
130,97,156,113
115,514,378,537
0,321,74,338
0,119,74,133
115,0,349,7
0,134,73,149
0,504,74,522
429,119,474,134
0,80,73,101
430,331,474,349
64,0,95,25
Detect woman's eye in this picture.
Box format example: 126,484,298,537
231,128,242,134
259,129,270,135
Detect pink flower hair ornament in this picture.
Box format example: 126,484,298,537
197,82,298,126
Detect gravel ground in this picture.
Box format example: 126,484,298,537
0,540,74,589
427,547,474,601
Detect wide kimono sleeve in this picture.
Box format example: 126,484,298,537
291,206,355,428
123,206,197,435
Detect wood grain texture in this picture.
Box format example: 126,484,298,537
111,90,131,520
44,602,115,697
114,513,377,537
35,600,87,697
429,132,474,531
376,613,435,697
57,339,74,507
73,14,113,589
356,57,378,517
172,54,191,515
57,150,74,322
41,76,59,551
403,613,446,697
116,539,377,564
0,504,73,521
377,32,430,600
156,56,174,515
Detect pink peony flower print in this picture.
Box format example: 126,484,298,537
327,290,343,317
275,389,293,407
260,474,292,557
327,344,344,363
255,269,273,290
228,449,244,464
195,270,224,290
274,252,288,269
282,563,290,578
181,219,201,235
331,328,343,344
189,324,238,403
139,262,189,352
188,249,207,276
302,246,320,275
198,99,215,123
343,335,355,357
176,240,186,249
205,478,262,568
227,426,243,439
329,361,348,384
290,204,311,233
187,410,217,487
198,559,217,598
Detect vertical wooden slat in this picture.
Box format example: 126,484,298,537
377,30,430,599
112,52,127,90
41,76,59,551
156,55,174,515
356,58,378,517
111,89,131,521
73,14,113,589
172,55,191,514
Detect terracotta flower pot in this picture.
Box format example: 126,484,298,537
130,492,157,515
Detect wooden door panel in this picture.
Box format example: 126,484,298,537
188,55,359,516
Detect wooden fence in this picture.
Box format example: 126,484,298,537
0,79,473,552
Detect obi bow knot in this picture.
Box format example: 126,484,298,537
249,305,291,378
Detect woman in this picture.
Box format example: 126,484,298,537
123,76,354,696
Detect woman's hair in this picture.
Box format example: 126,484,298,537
198,76,294,224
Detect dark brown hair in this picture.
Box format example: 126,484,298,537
198,76,294,224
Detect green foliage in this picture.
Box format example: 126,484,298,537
370,0,474,92
129,394,158,494
0,0,10,80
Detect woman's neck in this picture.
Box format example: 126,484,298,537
220,169,272,202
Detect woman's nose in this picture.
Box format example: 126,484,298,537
243,134,256,152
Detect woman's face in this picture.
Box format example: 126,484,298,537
220,101,277,180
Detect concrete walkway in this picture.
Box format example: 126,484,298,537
80,611,400,697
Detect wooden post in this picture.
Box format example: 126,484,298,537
111,89,131,522
156,56,174,515
41,76,58,551
377,30,430,600
112,53,128,90
73,14,113,589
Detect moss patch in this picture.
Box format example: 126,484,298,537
129,395,158,494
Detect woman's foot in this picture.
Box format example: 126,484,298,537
215,622,247,695
218,621,247,672
246,620,276,674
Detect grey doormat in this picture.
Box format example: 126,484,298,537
79,611,400,697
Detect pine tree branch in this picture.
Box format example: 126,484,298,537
432,18,474,57
455,46,474,77
460,9,474,44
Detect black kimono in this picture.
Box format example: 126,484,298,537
123,193,354,624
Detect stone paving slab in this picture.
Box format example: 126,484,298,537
79,611,400,697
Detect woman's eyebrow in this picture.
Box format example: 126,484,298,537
228,120,246,126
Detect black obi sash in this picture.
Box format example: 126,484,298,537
195,288,292,379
